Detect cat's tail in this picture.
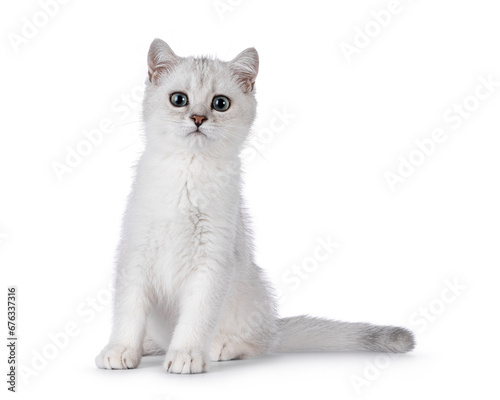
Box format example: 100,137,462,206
275,315,415,353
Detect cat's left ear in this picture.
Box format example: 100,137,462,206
230,48,259,93
147,38,179,84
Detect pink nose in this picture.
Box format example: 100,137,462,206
191,115,207,127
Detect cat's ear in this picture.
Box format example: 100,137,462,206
230,48,259,93
147,38,179,84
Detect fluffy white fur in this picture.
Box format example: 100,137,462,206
95,39,415,374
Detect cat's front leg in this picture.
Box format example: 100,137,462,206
95,251,151,369
163,258,231,374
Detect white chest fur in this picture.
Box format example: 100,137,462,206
121,150,241,300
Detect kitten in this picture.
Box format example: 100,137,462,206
95,39,415,374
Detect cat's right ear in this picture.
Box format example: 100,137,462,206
147,39,179,84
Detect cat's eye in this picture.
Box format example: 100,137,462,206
212,95,230,112
170,92,189,107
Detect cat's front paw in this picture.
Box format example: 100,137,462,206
95,344,141,369
163,348,208,374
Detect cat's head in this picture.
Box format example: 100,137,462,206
143,39,258,156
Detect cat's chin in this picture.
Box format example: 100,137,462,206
186,131,210,144
181,130,216,151
187,130,208,138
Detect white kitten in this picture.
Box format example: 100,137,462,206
95,39,415,374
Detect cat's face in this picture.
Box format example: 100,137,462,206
143,39,258,156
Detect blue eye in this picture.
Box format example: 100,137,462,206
212,96,230,111
170,93,188,107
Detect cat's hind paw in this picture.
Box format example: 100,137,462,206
163,349,208,374
95,344,141,369
210,341,258,361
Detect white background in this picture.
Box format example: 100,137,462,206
1,0,499,399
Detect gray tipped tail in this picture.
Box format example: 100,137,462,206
276,316,415,353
